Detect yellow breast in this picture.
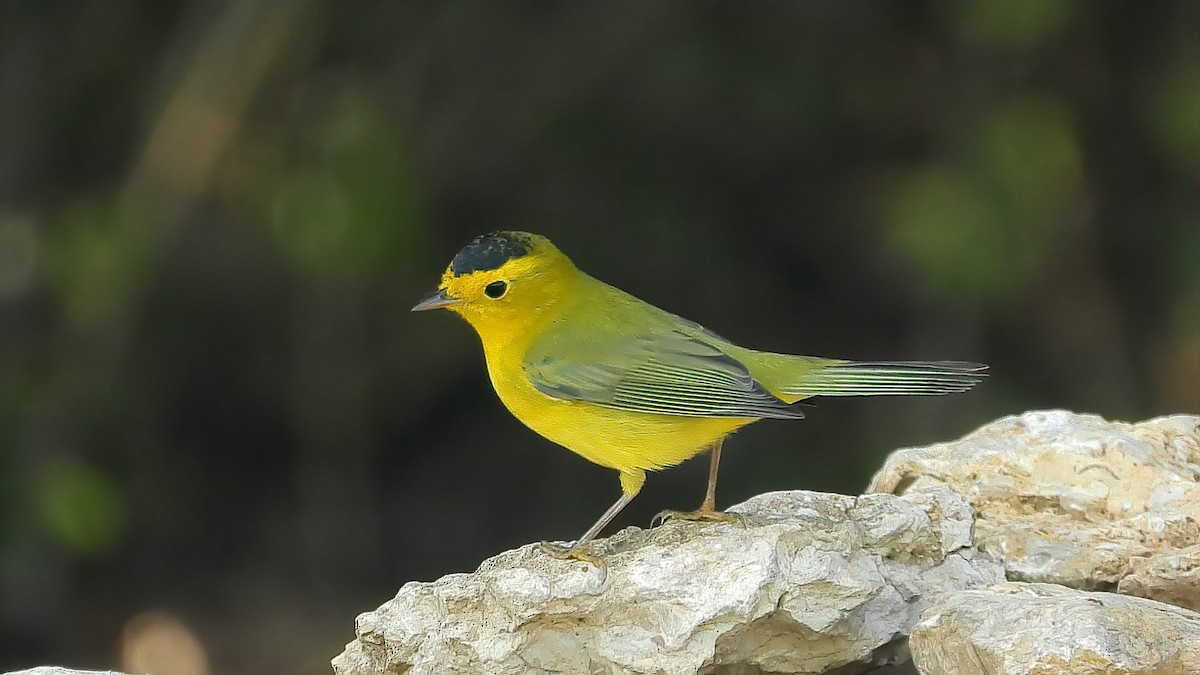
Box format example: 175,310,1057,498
482,341,751,473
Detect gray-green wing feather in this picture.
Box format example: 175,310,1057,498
524,323,804,420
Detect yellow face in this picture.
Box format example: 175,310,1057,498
413,232,578,341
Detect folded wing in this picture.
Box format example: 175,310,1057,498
524,324,805,420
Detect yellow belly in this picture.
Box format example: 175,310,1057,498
485,352,754,473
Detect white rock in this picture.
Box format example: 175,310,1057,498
910,582,1200,675
1118,543,1200,611
868,411,1200,610
332,489,1003,675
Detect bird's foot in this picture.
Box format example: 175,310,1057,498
538,541,607,570
651,508,743,528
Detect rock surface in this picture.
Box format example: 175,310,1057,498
333,489,1003,675
868,411,1200,610
910,582,1200,675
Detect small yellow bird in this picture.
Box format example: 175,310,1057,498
413,232,984,560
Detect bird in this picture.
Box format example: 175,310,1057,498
412,231,985,562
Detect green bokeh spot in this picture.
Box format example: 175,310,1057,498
957,1,1070,50
48,197,151,329
37,460,127,556
885,167,1017,305
267,85,423,279
1147,66,1200,171
978,96,1082,220
271,169,352,274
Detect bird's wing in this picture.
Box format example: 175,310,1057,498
523,319,804,420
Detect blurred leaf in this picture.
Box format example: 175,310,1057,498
271,169,353,274
1146,65,1200,172
46,197,152,329
36,459,127,556
885,166,1016,304
268,83,425,279
885,96,1083,306
976,95,1082,222
957,1,1070,50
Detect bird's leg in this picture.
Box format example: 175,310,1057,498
540,469,644,566
653,439,742,526
699,436,723,513
540,492,632,566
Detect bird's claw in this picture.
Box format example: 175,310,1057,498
538,541,607,571
651,508,744,528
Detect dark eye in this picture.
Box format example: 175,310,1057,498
484,280,508,299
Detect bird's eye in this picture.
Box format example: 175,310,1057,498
484,280,508,299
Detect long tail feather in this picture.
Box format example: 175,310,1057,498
782,360,987,397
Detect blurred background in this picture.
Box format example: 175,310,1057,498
2,2,1197,673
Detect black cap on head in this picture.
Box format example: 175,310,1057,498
450,231,533,276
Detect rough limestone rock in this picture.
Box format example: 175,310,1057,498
333,489,1003,675
868,411,1200,610
1118,543,1200,611
910,582,1200,675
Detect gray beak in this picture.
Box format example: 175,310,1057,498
411,288,460,312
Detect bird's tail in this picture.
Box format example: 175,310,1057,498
779,360,987,397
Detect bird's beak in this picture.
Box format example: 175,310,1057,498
411,288,461,312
